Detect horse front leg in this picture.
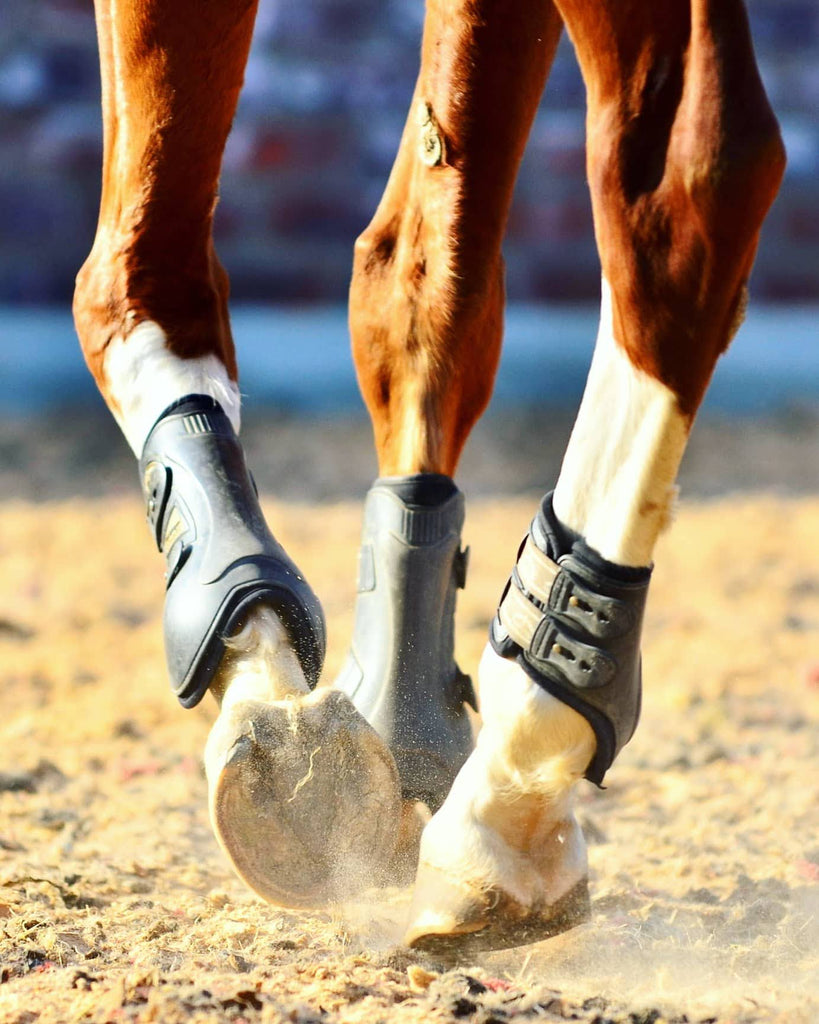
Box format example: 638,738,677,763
75,0,401,905
343,0,562,859
406,0,785,951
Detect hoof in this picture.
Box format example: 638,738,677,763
205,688,401,907
404,873,590,956
402,721,591,955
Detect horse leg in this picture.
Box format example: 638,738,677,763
74,0,400,905
74,0,247,447
406,0,785,950
343,0,563,849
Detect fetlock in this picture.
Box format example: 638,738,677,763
404,648,593,953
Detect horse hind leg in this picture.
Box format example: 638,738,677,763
406,0,784,951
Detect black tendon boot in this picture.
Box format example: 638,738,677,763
491,492,652,785
336,475,476,810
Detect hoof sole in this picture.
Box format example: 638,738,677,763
406,878,590,957
206,689,401,907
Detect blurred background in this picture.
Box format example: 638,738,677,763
0,0,817,499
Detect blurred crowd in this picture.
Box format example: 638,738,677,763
1,0,817,305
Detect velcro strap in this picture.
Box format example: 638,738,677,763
499,580,617,690
498,579,545,651
515,535,561,605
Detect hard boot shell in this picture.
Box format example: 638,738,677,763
336,476,475,809
139,395,326,707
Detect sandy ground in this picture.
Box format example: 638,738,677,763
0,412,818,1024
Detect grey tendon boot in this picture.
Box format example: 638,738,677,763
139,394,326,707
336,474,476,810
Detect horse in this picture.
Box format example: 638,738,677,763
72,0,785,952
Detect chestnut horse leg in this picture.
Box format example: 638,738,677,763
75,0,401,905
405,0,785,950
73,0,249,449
342,0,564,834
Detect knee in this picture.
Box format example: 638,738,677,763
73,239,234,379
349,211,503,377
351,217,400,290
350,208,458,327
72,248,121,384
349,218,410,349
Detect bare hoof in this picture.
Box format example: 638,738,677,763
402,746,591,955
402,643,596,954
205,688,401,907
404,873,590,956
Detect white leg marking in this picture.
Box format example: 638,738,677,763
474,644,596,804
553,278,689,567
104,321,241,455
408,644,592,937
